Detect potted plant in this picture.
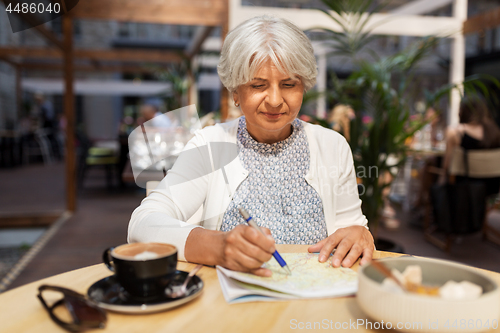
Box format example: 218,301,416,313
305,0,498,249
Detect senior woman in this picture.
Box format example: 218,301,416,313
128,15,374,276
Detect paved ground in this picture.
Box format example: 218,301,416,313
0,162,65,214
378,206,500,273
1,161,499,293
0,162,144,290
0,247,30,282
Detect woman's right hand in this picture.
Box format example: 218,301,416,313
219,225,276,276
184,225,276,277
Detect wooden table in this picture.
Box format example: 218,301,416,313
1,245,500,333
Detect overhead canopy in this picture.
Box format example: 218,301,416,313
72,0,227,26
20,75,220,94
0,0,229,213
21,79,173,96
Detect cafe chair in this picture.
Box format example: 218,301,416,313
23,128,53,165
425,147,500,251
78,143,119,190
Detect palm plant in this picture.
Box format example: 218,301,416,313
147,53,194,112
329,37,439,235
317,0,387,60
154,62,191,111
310,0,499,235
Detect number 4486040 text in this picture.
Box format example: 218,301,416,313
5,2,60,14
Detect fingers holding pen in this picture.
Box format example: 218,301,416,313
221,225,275,274
237,226,275,260
222,246,273,276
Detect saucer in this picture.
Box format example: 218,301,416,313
87,271,203,314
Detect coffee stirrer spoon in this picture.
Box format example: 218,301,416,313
370,260,408,293
165,265,203,299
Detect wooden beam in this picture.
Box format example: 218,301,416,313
220,0,229,122
187,66,195,106
16,65,21,123
19,62,160,73
0,47,60,59
75,49,183,63
186,26,214,59
0,55,19,67
72,0,226,27
0,47,183,63
0,211,63,228
464,6,500,35
32,21,64,50
63,14,76,212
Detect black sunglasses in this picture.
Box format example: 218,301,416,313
37,285,107,332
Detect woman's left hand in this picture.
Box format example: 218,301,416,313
307,226,374,268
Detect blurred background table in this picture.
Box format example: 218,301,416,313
402,148,446,212
0,130,22,168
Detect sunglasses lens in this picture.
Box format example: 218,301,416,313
65,296,106,328
38,285,106,332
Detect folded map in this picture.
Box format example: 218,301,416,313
216,252,358,303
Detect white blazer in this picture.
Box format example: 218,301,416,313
128,118,368,260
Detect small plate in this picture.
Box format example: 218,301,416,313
87,271,203,314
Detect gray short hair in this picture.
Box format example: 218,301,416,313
217,15,317,93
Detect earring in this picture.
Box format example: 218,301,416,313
234,102,240,107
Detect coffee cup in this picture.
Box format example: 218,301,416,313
102,242,177,299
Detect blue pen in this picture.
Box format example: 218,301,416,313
238,207,292,275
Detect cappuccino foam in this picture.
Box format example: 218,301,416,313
113,242,176,260
134,251,159,260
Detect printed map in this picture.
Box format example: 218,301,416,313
217,253,358,298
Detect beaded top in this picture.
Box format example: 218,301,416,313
220,117,327,244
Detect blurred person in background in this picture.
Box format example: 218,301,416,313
328,104,355,142
438,96,500,194
33,93,62,160
411,107,445,218
425,107,445,149
412,97,500,225
139,104,172,129
34,93,55,131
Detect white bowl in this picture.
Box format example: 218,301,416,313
357,257,500,333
